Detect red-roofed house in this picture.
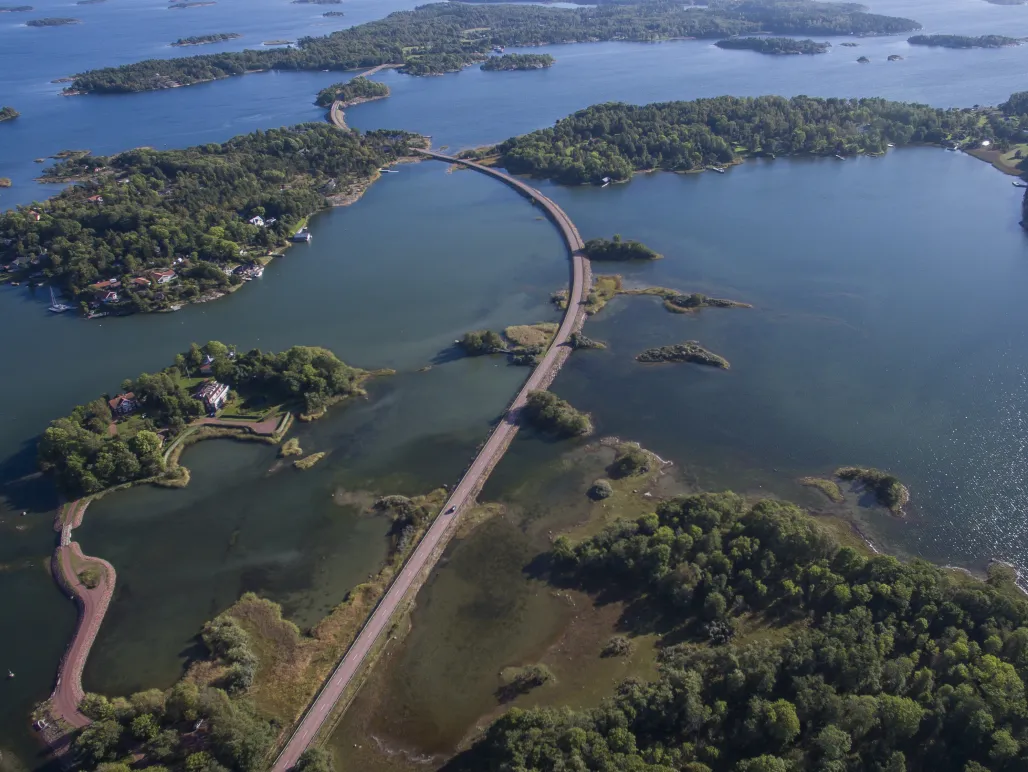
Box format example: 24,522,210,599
108,392,137,416
153,269,177,284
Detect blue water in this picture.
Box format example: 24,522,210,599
2,0,1028,764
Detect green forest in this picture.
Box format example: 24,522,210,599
171,33,242,46
481,53,556,71
490,94,1028,184
907,34,1021,48
454,491,1028,771
38,341,366,496
66,1,919,93
0,123,423,312
314,76,389,107
521,390,593,437
0,106,18,122
584,234,663,260
714,37,829,54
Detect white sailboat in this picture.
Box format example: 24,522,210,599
48,287,73,313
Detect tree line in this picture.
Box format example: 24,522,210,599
490,94,1028,184
38,341,366,496
0,123,422,312
66,1,919,94
481,53,556,71
714,37,829,54
454,491,1028,771
907,34,1021,49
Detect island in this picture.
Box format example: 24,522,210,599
39,341,374,496
315,76,389,107
322,10,344,15
168,2,216,8
636,341,731,369
714,37,830,55
582,234,662,261
64,0,921,94
0,178,11,188
907,34,1021,48
263,39,294,45
76,0,106,5
620,285,752,313
482,95,1028,185
481,52,556,70
888,53,903,60
0,4,32,10
839,40,859,46
520,390,593,437
171,32,241,46
26,17,80,25
458,322,557,366
835,465,910,514
857,55,870,62
0,124,425,315
293,0,341,4
0,106,18,122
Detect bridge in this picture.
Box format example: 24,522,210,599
270,149,592,770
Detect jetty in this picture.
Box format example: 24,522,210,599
270,149,591,771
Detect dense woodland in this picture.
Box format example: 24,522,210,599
481,53,556,71
584,234,663,260
314,75,389,107
0,106,18,122
715,36,829,54
907,34,1021,48
38,341,366,496
457,491,1028,771
491,95,1028,184
0,124,423,311
521,390,593,437
67,1,919,93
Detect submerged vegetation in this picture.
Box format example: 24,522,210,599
39,341,367,496
637,341,731,369
521,390,593,437
314,76,389,107
481,53,555,71
908,34,1021,48
66,1,918,94
490,94,1028,184
0,124,423,313
458,490,1028,772
715,37,830,55
836,466,910,514
583,234,662,261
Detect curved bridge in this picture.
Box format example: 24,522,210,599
271,150,592,770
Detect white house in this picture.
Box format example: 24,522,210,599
249,215,266,227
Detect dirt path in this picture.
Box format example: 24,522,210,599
271,150,590,771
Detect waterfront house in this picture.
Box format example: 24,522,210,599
195,380,230,412
100,290,119,304
249,215,265,227
199,353,216,375
153,269,176,284
131,277,151,289
89,278,120,291
87,195,104,204
290,228,312,243
108,392,137,416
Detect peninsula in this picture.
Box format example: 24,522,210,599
715,36,830,54
907,34,1021,48
171,32,241,46
836,465,910,514
0,123,424,314
26,16,80,25
0,106,18,122
637,341,731,368
315,76,389,107
39,341,370,496
481,52,555,70
64,0,920,94
486,93,1028,184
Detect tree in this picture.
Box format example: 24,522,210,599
75,720,123,765
131,713,160,741
295,747,335,772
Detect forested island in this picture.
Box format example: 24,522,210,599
322,10,344,16
451,490,1028,771
0,106,18,122
0,124,424,313
583,234,662,260
521,390,593,437
637,341,731,368
907,34,1021,48
0,4,33,10
314,76,389,107
64,1,920,94
293,0,341,4
171,32,241,46
458,323,557,366
39,341,369,496
26,17,80,25
487,94,1028,184
715,37,829,54
481,52,555,70
836,466,909,514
